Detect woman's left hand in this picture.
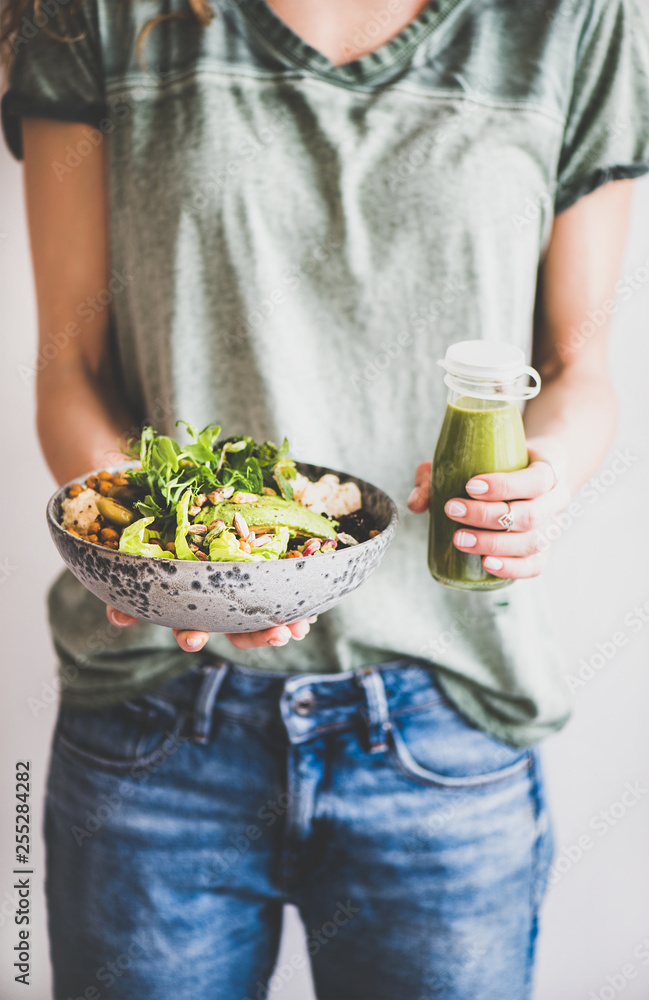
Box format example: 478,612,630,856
408,443,571,580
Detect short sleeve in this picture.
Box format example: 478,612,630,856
1,0,106,160
555,0,649,214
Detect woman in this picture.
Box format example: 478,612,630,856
3,0,649,996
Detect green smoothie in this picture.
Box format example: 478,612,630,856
428,395,528,590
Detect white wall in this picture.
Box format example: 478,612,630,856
534,172,649,1000
2,48,649,1000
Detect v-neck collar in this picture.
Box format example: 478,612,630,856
237,0,468,87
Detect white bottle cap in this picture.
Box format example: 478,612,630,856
438,340,541,400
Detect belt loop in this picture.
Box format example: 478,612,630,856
192,661,229,744
356,667,391,754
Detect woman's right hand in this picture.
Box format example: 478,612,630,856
105,606,318,652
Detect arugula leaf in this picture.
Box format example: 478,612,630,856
123,422,298,536
274,471,294,501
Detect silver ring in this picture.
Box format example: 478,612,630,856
498,502,515,532
530,454,560,491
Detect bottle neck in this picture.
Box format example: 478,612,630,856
441,367,541,403
445,375,522,408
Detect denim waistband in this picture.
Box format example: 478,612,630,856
180,658,446,749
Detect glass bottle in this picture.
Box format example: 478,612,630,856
428,341,541,591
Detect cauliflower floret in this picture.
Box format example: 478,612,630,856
292,473,362,517
61,488,102,533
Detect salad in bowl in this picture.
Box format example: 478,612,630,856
48,423,398,632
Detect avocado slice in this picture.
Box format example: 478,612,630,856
195,496,338,539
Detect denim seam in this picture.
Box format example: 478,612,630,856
54,710,189,775
247,691,443,727
204,696,443,745
525,749,547,996
388,722,532,789
356,668,391,753
192,663,229,743
126,694,180,714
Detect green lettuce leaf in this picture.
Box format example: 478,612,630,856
251,526,290,560
208,530,258,562
174,491,199,561
118,517,168,558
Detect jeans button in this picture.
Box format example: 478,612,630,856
292,690,316,717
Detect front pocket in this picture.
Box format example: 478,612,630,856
54,696,189,775
387,702,532,789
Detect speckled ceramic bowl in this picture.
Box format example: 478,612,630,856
47,463,398,632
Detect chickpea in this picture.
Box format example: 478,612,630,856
97,470,113,481
100,527,120,543
86,534,99,544
164,542,176,554
68,483,83,498
98,480,113,496
85,475,99,490
87,520,101,534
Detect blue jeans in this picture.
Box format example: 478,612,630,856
45,659,554,1000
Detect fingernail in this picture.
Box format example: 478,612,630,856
446,501,467,517
484,557,503,571
110,609,130,625
466,479,489,494
186,635,204,648
307,616,318,624
269,626,292,647
408,488,421,506
455,531,477,548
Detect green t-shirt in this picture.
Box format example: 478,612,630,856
4,0,649,746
